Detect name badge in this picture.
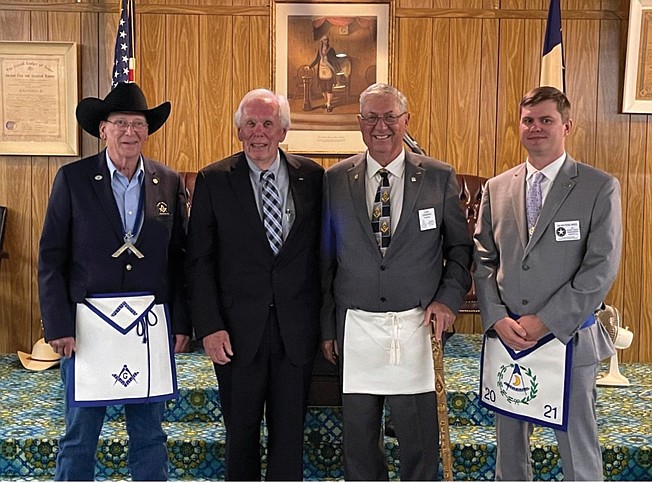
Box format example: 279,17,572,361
554,220,581,241
419,208,437,231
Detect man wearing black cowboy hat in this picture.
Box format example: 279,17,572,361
38,82,191,480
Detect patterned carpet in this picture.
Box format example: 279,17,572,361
0,334,650,480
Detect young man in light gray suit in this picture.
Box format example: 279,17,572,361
321,83,473,480
474,87,621,480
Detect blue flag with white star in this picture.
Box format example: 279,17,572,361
111,0,136,89
540,0,565,92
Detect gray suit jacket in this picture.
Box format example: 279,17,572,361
320,151,473,344
474,155,620,365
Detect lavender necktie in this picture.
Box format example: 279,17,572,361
526,172,544,236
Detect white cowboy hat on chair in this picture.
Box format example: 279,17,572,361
17,338,61,371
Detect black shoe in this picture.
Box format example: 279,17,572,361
326,106,333,112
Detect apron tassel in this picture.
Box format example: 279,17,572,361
389,339,401,365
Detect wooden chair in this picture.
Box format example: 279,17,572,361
332,57,352,104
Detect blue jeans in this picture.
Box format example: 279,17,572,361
55,357,169,481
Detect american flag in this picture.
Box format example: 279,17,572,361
111,0,136,89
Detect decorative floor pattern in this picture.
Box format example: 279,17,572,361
0,335,650,480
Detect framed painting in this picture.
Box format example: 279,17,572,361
272,1,390,154
0,41,78,156
623,0,652,113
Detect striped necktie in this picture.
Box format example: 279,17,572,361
260,170,283,255
372,169,391,256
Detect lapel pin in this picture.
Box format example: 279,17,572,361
152,177,159,185
95,175,103,181
299,177,304,181
411,177,417,182
354,174,359,180
157,201,169,215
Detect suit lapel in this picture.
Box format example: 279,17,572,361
283,152,308,250
227,154,272,253
509,164,529,250
526,157,577,253
136,158,165,247
347,154,379,251
391,154,424,245
89,150,125,243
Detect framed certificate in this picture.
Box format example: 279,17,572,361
0,41,78,156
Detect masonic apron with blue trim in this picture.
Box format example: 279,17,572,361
70,292,177,407
479,333,572,431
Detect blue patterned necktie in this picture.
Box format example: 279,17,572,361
526,172,544,236
371,169,391,256
260,170,283,255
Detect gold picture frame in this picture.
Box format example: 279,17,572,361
272,1,391,154
623,0,652,113
0,41,78,156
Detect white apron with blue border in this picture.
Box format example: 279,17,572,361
479,332,572,431
69,292,177,407
343,307,435,395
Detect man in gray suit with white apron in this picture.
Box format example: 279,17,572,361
321,83,473,480
474,87,621,480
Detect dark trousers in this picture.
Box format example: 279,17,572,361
215,308,313,481
342,391,439,481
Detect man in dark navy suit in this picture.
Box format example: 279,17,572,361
38,82,191,480
186,89,323,481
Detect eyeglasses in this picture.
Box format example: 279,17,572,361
105,119,149,132
358,112,407,126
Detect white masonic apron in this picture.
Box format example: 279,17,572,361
69,292,177,407
479,333,572,431
343,307,435,394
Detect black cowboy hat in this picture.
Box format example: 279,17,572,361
75,82,171,138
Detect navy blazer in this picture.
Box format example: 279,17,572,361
186,151,323,366
38,150,191,341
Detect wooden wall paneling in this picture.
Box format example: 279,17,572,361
249,15,269,90
564,19,600,164
446,17,482,335
80,12,101,157
0,157,32,354
99,12,117,110
395,18,433,154
398,0,434,8
428,19,450,160
0,13,31,354
595,19,629,339
199,15,233,168
0,11,30,41
446,18,481,176
495,18,525,174
640,119,652,363
478,17,499,178
319,157,341,170
620,115,646,362
140,13,168,166
521,19,542,94
502,0,528,9
565,0,603,9
231,15,249,152
166,14,200,173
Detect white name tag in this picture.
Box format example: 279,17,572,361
554,220,581,241
419,208,437,231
